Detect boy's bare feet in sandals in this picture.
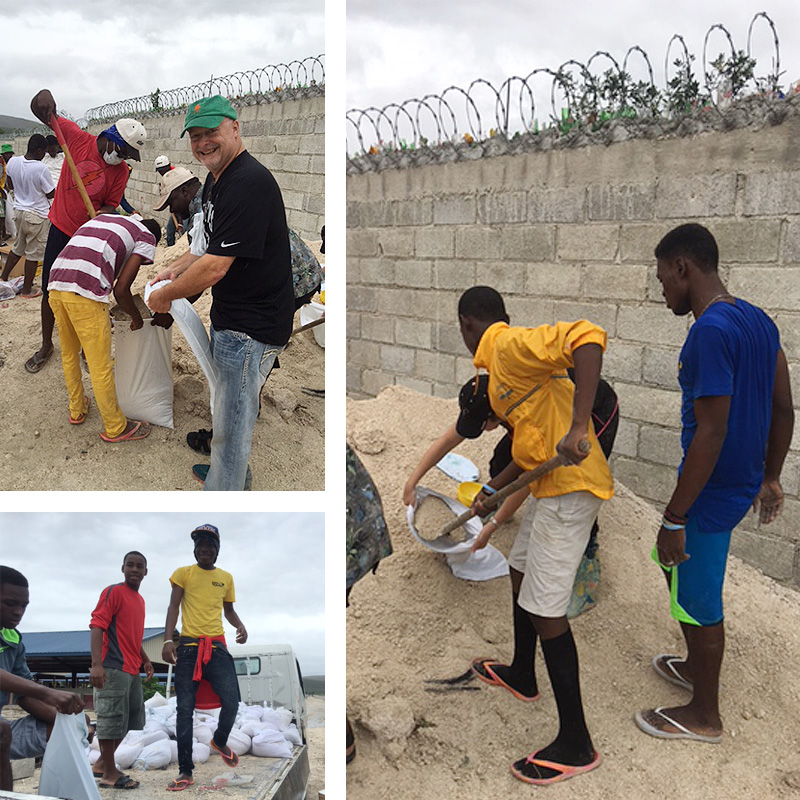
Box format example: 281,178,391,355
99,420,151,443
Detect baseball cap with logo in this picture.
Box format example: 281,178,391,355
191,523,221,550
154,155,170,169
113,118,147,161
182,95,238,137
154,166,196,211
455,374,494,439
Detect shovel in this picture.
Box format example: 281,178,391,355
50,113,96,220
438,439,590,537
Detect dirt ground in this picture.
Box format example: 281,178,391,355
346,386,800,799
9,694,325,798
0,235,324,491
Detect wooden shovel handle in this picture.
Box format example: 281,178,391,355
50,114,96,220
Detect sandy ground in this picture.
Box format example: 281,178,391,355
346,386,800,799
0,236,324,491
9,694,324,798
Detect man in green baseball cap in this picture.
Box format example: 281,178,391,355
147,94,294,491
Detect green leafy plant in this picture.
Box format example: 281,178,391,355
708,50,756,101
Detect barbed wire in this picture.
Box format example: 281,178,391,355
347,14,788,171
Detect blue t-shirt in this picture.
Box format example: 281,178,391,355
678,298,780,532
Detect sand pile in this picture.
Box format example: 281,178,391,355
346,385,800,799
0,236,324,491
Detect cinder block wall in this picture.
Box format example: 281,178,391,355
12,94,324,241
346,117,800,587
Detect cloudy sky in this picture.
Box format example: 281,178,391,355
1,512,325,676
347,1,800,142
4,0,324,122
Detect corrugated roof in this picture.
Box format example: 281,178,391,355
20,628,164,657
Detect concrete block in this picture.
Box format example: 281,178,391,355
470,261,527,296
347,230,380,258
416,228,455,259
347,286,378,313
655,174,736,218
455,227,502,260
400,260,435,289
360,201,395,228
617,306,688,346
639,424,683,468
433,322,467,356
455,355,477,384
552,301,617,337
727,267,800,312
710,219,781,264
376,287,440,319
282,155,311,174
528,186,586,223
588,183,655,221
525,263,582,298
394,198,434,226
620,223,674,263
361,314,394,343
776,312,800,361
478,191,528,224
612,418,639,458
348,339,381,369
501,226,556,262
358,258,396,286
361,369,395,397
435,260,477,290
504,296,555,327
779,450,800,498
11,757,34,780
395,318,433,349
613,382,681,427
742,171,800,216
380,344,416,375
433,381,460,399
642,346,681,389
416,350,457,384
346,364,362,395
557,224,619,261
433,196,477,225
582,264,648,301
397,375,434,394
346,312,361,340
754,497,800,545
612,456,675,504
603,340,643,384
379,229,416,257
730,528,795,582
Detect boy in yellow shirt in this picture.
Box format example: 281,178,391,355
161,524,247,792
459,286,614,786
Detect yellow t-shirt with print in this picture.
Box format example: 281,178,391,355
170,564,235,639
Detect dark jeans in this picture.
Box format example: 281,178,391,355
174,644,239,775
41,224,72,298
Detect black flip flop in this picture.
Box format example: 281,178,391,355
186,428,213,454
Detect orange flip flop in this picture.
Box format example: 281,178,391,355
69,396,90,425
99,420,151,443
210,739,239,767
470,658,540,702
511,750,601,785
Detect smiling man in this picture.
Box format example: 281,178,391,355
148,96,294,491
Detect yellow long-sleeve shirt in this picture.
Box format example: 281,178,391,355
473,320,614,500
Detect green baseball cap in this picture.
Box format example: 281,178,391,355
181,95,238,137
1,144,13,153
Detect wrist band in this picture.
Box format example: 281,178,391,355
663,507,687,524
661,518,686,531
481,484,497,496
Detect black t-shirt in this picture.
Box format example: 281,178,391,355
203,151,294,345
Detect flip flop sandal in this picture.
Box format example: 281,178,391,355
166,778,194,791
20,288,43,299
634,707,722,743
100,774,140,790
652,654,693,691
99,420,151,443
24,350,52,374
470,658,540,702
186,428,213,454
210,739,239,767
511,750,602,785
70,396,91,425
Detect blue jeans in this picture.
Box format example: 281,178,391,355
203,326,283,491
174,644,240,776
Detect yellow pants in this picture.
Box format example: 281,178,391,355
48,290,127,438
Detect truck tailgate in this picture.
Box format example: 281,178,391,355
248,744,310,800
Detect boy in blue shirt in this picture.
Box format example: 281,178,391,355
637,223,794,744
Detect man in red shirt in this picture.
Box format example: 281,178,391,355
89,551,154,790
24,89,147,374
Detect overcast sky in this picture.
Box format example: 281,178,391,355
4,0,324,122
347,1,800,134
1,512,325,676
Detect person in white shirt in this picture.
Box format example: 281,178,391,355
0,135,55,297
41,135,64,188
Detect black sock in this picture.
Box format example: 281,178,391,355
508,596,538,687
539,628,593,762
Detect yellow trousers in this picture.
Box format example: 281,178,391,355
49,290,127,438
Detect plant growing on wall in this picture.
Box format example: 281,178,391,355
665,55,708,115
708,50,756,101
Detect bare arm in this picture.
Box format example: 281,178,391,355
403,424,465,505
559,342,602,463
471,487,529,552
223,601,247,644
113,253,146,331
161,584,184,665
89,626,106,689
0,669,84,714
151,249,201,285
147,253,233,313
140,646,154,679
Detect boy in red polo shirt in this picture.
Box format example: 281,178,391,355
89,551,154,790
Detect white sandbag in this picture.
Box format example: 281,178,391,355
239,721,269,738
39,713,102,800
133,738,172,770
139,729,169,748
89,735,100,751
250,729,292,759
221,728,251,757
262,707,289,731
192,722,213,745
89,748,101,765
114,322,174,429
114,742,144,770
144,718,172,737
5,193,15,237
168,739,178,763
284,724,302,746
144,691,169,709
144,280,217,414
242,706,264,721
192,742,210,763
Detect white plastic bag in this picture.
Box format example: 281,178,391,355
114,742,144,770
114,322,174,428
38,712,103,800
133,738,172,770
284,723,302,746
144,691,169,709
222,728,251,756
250,729,292,759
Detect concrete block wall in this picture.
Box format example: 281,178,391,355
346,115,800,587
11,93,324,241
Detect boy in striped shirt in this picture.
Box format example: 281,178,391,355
47,213,165,442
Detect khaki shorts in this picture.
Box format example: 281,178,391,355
517,491,603,617
94,667,145,740
12,211,49,261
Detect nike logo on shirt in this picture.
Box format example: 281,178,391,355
220,241,240,248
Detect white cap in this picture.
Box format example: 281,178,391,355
154,155,170,169
115,118,147,151
153,166,197,211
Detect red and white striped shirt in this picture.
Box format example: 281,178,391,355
48,214,156,302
